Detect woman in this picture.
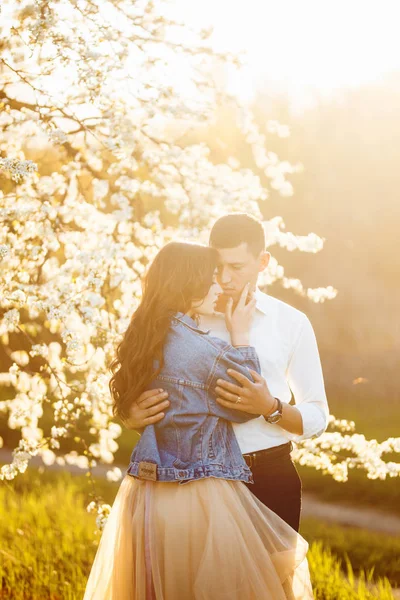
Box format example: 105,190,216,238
83,242,313,600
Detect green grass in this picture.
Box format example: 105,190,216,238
0,468,399,599
301,518,400,586
0,470,101,600
307,542,396,600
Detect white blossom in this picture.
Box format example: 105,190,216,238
2,309,20,332
48,129,68,145
106,467,123,482
0,245,10,260
0,0,397,508
0,158,37,182
29,344,49,359
266,120,290,138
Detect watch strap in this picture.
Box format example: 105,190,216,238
263,397,283,424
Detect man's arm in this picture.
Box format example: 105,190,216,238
215,314,329,440
122,389,169,431
285,314,329,441
215,368,304,435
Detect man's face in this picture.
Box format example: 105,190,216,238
214,243,270,302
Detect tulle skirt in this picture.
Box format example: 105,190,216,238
83,475,313,600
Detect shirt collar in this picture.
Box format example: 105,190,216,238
254,287,269,315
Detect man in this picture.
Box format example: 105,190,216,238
126,213,329,531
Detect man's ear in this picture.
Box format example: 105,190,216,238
258,251,270,273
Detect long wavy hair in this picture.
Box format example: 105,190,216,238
109,241,218,422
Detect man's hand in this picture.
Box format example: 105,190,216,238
215,369,276,416
123,389,169,430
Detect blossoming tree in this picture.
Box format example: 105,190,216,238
1,0,399,523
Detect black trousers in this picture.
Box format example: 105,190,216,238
244,442,302,532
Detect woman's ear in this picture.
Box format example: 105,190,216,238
258,251,270,273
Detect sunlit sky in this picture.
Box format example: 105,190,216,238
176,0,400,108
3,0,400,114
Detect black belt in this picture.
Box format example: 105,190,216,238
243,442,293,468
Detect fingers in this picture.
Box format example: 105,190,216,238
143,412,165,426
237,282,250,310
225,296,233,326
248,369,263,383
216,397,246,411
143,400,170,417
215,387,245,403
246,297,257,312
226,369,252,386
215,378,247,396
137,388,165,404
139,390,169,408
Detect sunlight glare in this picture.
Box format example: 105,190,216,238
174,0,400,105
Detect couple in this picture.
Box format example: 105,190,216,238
83,213,329,599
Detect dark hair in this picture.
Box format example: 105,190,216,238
209,213,265,257
109,242,218,422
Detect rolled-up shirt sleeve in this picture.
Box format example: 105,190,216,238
285,314,329,442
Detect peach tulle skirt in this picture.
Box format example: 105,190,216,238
83,475,313,600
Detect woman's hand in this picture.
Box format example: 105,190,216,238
123,389,169,430
225,283,257,347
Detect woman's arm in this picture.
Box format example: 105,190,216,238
204,343,261,423
200,283,261,422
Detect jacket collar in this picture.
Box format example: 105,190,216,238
173,312,211,334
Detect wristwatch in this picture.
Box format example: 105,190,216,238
263,397,283,424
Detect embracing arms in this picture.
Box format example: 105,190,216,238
123,284,276,429
215,313,328,438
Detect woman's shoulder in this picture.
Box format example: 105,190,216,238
155,313,230,383
170,313,230,355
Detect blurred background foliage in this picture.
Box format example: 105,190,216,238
208,74,400,439
2,73,399,444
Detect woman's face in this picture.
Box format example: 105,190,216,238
193,272,223,316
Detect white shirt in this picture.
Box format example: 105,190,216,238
199,288,329,454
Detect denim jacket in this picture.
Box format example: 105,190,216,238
126,312,261,485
